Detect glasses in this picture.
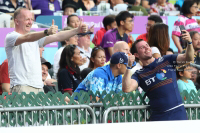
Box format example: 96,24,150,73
191,72,198,75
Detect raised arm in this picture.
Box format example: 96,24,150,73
122,55,138,93
176,30,194,65
15,20,58,46
172,34,183,53
43,20,87,46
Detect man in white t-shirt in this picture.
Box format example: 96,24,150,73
5,8,87,94
77,31,93,71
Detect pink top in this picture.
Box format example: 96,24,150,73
150,2,176,14
172,15,200,37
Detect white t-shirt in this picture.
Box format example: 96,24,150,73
53,46,65,79
77,46,92,71
5,31,46,89
151,46,161,55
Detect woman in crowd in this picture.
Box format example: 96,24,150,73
148,23,169,58
88,46,106,70
150,0,176,15
57,45,82,95
172,0,200,53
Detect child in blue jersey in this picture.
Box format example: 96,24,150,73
176,66,197,94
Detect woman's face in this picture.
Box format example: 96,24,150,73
69,16,80,28
92,50,106,68
71,48,82,66
190,3,198,15
192,33,200,50
68,35,78,45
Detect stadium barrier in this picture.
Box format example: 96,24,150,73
0,90,199,127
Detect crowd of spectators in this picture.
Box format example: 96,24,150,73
0,0,200,121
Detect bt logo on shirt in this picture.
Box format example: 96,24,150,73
156,69,167,80
145,69,167,86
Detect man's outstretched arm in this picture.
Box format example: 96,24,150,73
14,19,58,46
43,20,87,46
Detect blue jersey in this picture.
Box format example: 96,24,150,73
75,65,122,95
132,55,183,112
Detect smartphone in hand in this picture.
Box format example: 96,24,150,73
179,25,186,34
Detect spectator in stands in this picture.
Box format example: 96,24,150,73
182,31,200,65
104,41,133,66
109,0,124,9
0,0,31,13
57,45,82,95
41,58,57,93
92,15,117,46
123,31,194,121
150,0,176,15
142,0,169,9
127,0,148,16
90,0,109,11
5,8,87,94
100,11,134,62
62,0,94,11
172,0,200,53
148,23,169,58
67,14,80,28
88,46,106,70
75,52,131,95
166,48,174,55
0,59,10,94
136,15,163,42
176,65,197,94
77,31,93,71
31,0,61,18
190,66,200,90
63,4,77,15
53,27,78,79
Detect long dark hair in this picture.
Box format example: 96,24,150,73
148,23,169,56
88,46,105,69
57,44,81,79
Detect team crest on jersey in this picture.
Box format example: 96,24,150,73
157,57,164,63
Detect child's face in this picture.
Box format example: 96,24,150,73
182,67,192,79
63,7,75,16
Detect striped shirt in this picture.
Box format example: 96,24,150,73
172,15,200,37
0,0,26,13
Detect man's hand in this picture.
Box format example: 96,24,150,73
47,19,58,35
88,24,94,33
181,30,192,43
78,19,88,33
128,54,135,67
44,79,56,86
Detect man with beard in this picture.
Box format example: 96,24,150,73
122,30,194,121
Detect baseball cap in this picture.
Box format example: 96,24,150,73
110,52,128,65
41,58,51,69
77,31,93,36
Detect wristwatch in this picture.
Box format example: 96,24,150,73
44,29,49,36
188,41,192,45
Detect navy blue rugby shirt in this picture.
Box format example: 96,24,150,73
131,55,183,112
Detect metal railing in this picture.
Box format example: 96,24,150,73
0,105,96,127
102,104,200,123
